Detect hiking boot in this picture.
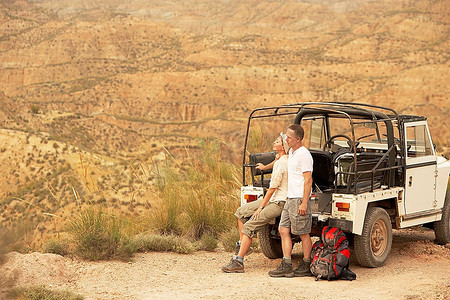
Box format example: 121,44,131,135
234,242,253,256
222,259,244,273
268,259,294,278
293,260,312,277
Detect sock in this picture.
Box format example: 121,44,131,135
303,258,311,263
283,256,292,264
233,255,244,263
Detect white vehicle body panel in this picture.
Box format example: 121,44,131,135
331,187,404,235
240,186,264,206
404,121,437,215
436,156,450,210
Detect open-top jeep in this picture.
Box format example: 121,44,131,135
240,102,450,267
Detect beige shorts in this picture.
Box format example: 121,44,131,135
279,197,312,235
234,199,285,238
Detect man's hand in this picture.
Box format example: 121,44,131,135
251,207,263,220
298,201,308,215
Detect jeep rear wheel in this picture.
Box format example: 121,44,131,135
258,223,283,259
434,190,450,245
354,207,392,267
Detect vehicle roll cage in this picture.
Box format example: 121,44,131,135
242,102,407,193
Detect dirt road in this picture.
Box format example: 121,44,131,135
1,228,449,299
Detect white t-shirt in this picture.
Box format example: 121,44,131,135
287,146,313,198
268,155,288,203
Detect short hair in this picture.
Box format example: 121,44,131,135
288,124,305,140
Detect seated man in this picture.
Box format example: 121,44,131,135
222,133,289,273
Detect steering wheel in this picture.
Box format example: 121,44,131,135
323,134,358,152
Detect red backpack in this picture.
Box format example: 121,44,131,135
310,226,357,281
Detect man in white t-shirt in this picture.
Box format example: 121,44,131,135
269,124,314,278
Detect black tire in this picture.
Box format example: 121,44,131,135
258,223,283,259
354,207,392,268
434,190,450,245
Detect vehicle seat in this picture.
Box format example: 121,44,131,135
249,151,276,188
310,150,335,191
334,152,389,193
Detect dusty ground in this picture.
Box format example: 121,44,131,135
1,227,449,300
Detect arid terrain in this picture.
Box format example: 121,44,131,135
0,0,449,298
1,227,449,299
1,0,449,232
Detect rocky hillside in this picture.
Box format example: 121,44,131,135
0,0,449,242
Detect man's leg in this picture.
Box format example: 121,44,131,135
293,233,313,277
300,233,312,259
268,226,294,278
292,197,313,277
279,226,293,258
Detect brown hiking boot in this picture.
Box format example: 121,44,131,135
268,259,294,278
222,259,244,273
293,260,312,277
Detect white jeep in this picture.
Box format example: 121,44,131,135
241,102,450,267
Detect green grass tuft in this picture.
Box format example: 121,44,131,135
131,233,193,254
66,208,134,261
43,237,71,256
151,139,240,239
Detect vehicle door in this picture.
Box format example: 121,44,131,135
404,121,437,215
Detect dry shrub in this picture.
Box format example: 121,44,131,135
8,286,83,300
66,208,134,260
194,232,218,251
151,139,240,239
43,236,71,256
219,227,240,252
131,233,193,254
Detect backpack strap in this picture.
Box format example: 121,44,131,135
327,249,337,281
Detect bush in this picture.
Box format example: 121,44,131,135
194,232,218,251
219,227,240,252
8,286,83,300
43,237,71,256
150,163,183,235
151,140,240,239
131,233,193,254
66,208,134,260
30,104,40,114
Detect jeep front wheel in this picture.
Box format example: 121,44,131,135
434,190,450,245
258,223,283,259
354,207,392,267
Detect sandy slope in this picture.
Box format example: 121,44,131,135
1,228,449,300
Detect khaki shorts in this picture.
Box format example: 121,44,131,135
234,199,285,238
279,197,312,235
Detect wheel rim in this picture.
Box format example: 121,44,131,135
371,219,388,257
